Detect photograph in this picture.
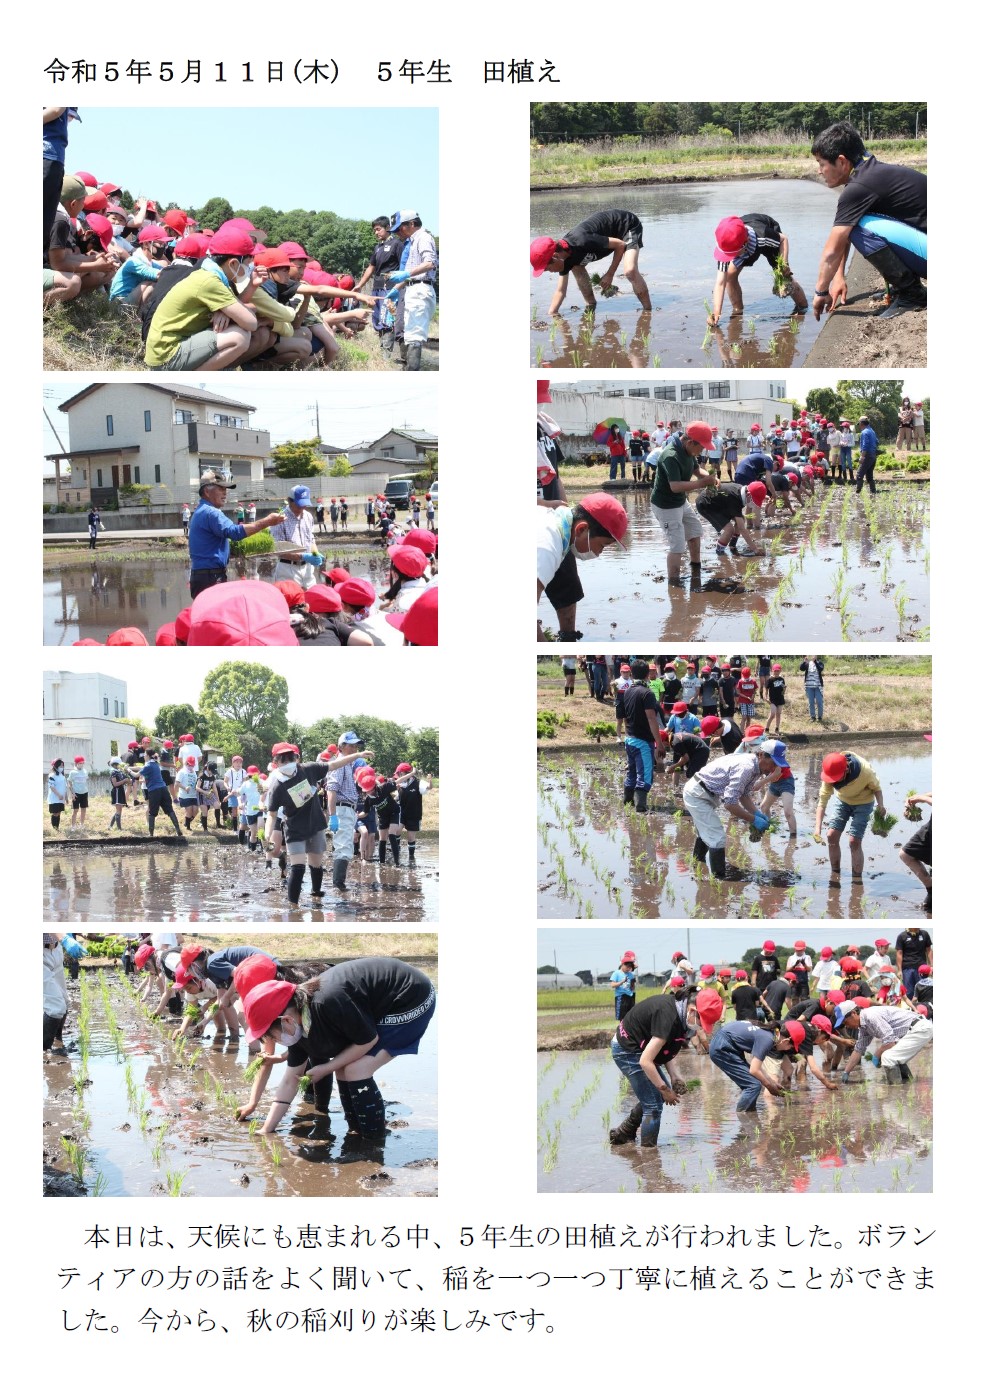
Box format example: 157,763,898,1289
43,106,438,371
537,653,931,920
44,931,437,1197
43,659,440,921
530,103,926,369
44,377,438,646
536,377,929,642
537,929,933,1194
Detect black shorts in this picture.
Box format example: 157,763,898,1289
111,786,127,805
401,811,422,831
71,793,89,809
901,817,932,865
615,699,626,720
622,216,643,250
718,243,779,272
49,803,65,815
696,490,743,533
544,547,584,611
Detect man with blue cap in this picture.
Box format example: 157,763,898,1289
758,739,797,836
835,999,933,1086
385,210,438,372
273,483,325,588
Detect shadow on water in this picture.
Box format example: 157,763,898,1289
537,736,931,919
541,484,929,642
538,1048,932,1193
530,180,833,368
44,844,439,924
44,970,437,1197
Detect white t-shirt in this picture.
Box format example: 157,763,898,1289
812,959,841,990
176,767,198,797
224,767,246,797
865,952,892,981
614,675,633,696
536,505,573,590
67,768,88,793
786,953,812,974
178,742,197,765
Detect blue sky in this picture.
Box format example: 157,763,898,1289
64,107,439,228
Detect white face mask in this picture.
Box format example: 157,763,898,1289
573,540,598,562
233,259,254,287
277,1025,301,1047
277,761,298,779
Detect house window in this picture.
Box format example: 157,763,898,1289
651,386,677,401
681,384,704,401
144,410,152,432
96,469,103,487
103,697,109,716
175,409,193,424
114,699,119,716
708,383,731,399
382,448,395,457
628,387,649,398
213,413,243,428
120,704,125,717
154,464,161,483
134,467,141,483
603,389,624,398
106,415,114,436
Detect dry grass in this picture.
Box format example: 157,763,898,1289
195,931,438,966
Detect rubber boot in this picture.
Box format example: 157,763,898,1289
692,837,709,863
389,835,401,865
309,866,324,900
708,847,727,879
633,789,648,813
395,340,407,367
333,857,349,892
238,828,247,846
405,342,423,372
639,1111,660,1147
408,842,416,865
898,1063,913,1083
380,330,395,356
623,785,635,807
883,1065,902,1086
864,245,927,318
288,863,306,905
184,817,192,830
377,838,387,865
336,1078,357,1131
608,1103,644,1145
346,1078,387,1136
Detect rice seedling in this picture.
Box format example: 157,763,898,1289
90,1172,108,1197
166,1170,188,1197
268,1141,283,1168
61,1137,86,1184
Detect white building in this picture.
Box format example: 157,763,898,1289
547,380,793,440
43,669,131,778
47,383,271,509
337,428,438,477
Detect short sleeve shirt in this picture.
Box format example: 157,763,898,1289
833,156,927,233
559,210,638,272
145,268,237,368
616,995,689,1064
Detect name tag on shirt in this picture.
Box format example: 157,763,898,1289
287,777,315,808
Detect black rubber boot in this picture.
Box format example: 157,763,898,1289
884,1065,902,1086
288,864,306,904
898,1063,913,1083
405,342,423,372
278,852,287,875
184,818,192,830
692,837,709,863
309,866,324,900
709,847,727,879
633,789,648,813
238,828,247,846
333,857,349,892
623,785,635,807
863,245,927,318
389,835,401,865
639,1111,660,1146
408,843,416,865
609,1103,644,1145
346,1078,387,1136
336,1078,357,1130
377,838,387,864
380,330,395,355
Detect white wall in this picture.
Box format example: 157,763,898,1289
44,719,127,777
546,388,793,439
43,671,129,722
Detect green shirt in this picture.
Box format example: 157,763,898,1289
651,436,696,510
651,675,665,701
145,269,237,368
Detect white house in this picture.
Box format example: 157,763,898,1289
47,383,271,509
335,427,438,477
43,669,131,778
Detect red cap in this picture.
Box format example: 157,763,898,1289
137,224,170,244
762,940,776,952
825,989,845,1005
356,767,378,791
917,964,932,976
243,980,297,1042
916,1004,929,1016
304,584,343,615
395,762,412,775
669,976,686,988
399,528,438,555
793,940,807,951
72,755,85,764
246,765,260,774
187,582,299,647
72,638,103,645
537,379,552,405
839,958,861,974
83,212,113,249
233,954,278,999
207,225,256,256
163,741,174,749
337,578,376,609
700,716,721,736
75,171,98,187
783,1020,806,1050
162,209,190,234
788,473,799,486
852,996,873,1009
391,545,429,578
256,247,291,270
530,235,559,275
875,938,890,948
820,946,834,958
174,607,193,644
810,1015,833,1037
821,753,849,784
155,621,178,646
337,274,355,290
750,423,762,433
106,627,149,646
671,702,688,715
619,663,631,674
621,950,636,963
714,216,750,262
696,989,725,1033
274,579,307,609
658,729,670,742
185,755,197,766
772,663,782,673
741,666,752,678
327,567,350,585
579,492,629,545
276,241,308,260
174,233,210,261
306,259,322,272
134,944,154,970
686,421,714,448
83,191,109,212
222,217,262,239
271,742,299,758
746,481,768,506
386,584,438,646
672,951,685,961
99,181,121,196
735,969,748,981
700,963,716,978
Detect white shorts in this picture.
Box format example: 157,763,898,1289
652,500,702,555
880,1018,933,1068
404,283,437,343
274,558,317,589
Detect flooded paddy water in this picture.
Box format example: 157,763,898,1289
538,1046,931,1193
530,180,834,369
537,735,931,920
540,482,929,642
44,841,439,923
44,969,437,1197
43,549,387,645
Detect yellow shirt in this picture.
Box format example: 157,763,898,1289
145,270,237,367
818,757,881,808
252,289,297,337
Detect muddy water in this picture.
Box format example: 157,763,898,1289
538,1047,931,1193
44,971,437,1197
44,842,439,924
530,180,833,369
540,484,929,642
44,550,386,645
538,737,931,920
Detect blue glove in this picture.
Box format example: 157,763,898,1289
752,810,769,831
385,287,401,301
301,552,324,567
871,1055,881,1068
328,815,340,833
840,1072,850,1083
62,935,87,958
388,270,411,284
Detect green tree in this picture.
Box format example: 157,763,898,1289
117,716,154,743
328,455,352,478
837,379,903,436
304,714,411,775
154,703,207,740
419,449,439,485
537,965,559,975
193,196,235,230
406,726,440,776
199,663,289,739
271,439,327,480
805,387,844,424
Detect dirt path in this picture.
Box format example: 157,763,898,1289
805,255,926,367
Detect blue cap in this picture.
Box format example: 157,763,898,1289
392,209,419,231
769,742,789,769
289,484,315,508
337,731,363,747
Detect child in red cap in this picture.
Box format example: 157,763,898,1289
530,209,652,315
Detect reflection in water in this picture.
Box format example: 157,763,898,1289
538,737,931,919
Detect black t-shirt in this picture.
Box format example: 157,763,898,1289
47,208,80,267
371,235,403,278
833,156,927,233
751,954,781,989
368,779,400,822
616,995,688,1064
140,261,200,339
266,763,332,841
661,676,681,705
895,930,932,968
297,616,358,647
671,731,710,777
767,675,786,704
302,958,433,1062
787,998,821,1023
623,683,659,742
731,984,764,1020
762,978,791,1018
560,210,638,273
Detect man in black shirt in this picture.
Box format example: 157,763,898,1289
609,994,690,1147
811,121,927,320
895,928,933,998
530,208,652,314
622,662,662,813
709,212,808,324
354,216,404,355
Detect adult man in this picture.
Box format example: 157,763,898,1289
709,213,807,324
354,215,403,356
386,210,438,371
43,106,80,253
608,993,690,1147
856,417,879,495
272,484,325,588
811,120,927,321
325,731,374,893
187,469,285,599
536,495,628,640
681,737,775,879
650,422,718,583
814,751,885,883
836,1000,933,1085
622,662,662,813
895,928,933,999
531,209,652,315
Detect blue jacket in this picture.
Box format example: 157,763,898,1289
189,503,246,570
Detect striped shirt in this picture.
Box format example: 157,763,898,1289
405,227,438,284
694,754,761,804
854,1007,920,1055
274,507,315,553
326,760,359,806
